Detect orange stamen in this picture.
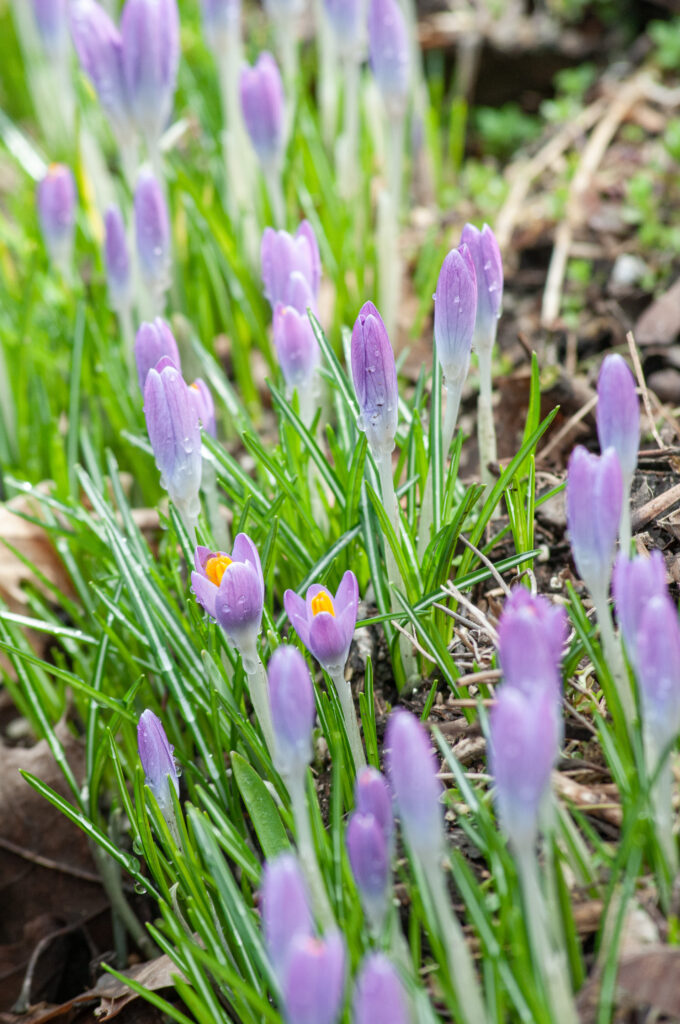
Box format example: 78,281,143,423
311,592,335,617
205,555,232,586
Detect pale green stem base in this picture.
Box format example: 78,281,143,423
417,376,462,560
264,163,285,229
289,770,335,929
119,304,136,392
515,841,579,1024
645,733,678,876
315,0,339,148
377,112,405,339
329,666,366,771
240,640,276,757
619,475,633,556
92,844,155,960
591,583,635,734
476,344,497,489
421,850,489,1024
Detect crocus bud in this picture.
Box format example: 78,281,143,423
324,0,363,53
283,571,359,675
268,645,316,778
351,301,399,456
497,587,567,697
191,536,265,654
70,0,130,141
137,708,179,813
636,595,680,751
282,931,346,1024
32,0,68,57
566,446,623,595
353,954,410,1024
189,379,216,438
201,0,241,43
37,163,76,270
239,52,285,168
273,305,319,395
261,853,314,979
135,171,170,298
261,221,321,309
121,0,179,146
135,319,181,391
385,709,442,858
367,0,409,117
355,767,393,847
596,354,639,481
104,204,131,313
433,244,478,385
346,812,390,928
459,223,503,351
143,361,202,522
613,550,667,675
489,686,559,850
285,272,317,317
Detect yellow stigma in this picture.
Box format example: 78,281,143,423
205,555,232,586
311,592,335,617
190,382,200,390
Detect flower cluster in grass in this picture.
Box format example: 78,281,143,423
3,1,680,1023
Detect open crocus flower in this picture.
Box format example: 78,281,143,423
191,535,264,655
284,571,358,675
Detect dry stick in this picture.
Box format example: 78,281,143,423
626,330,665,450
631,482,680,535
541,73,650,329
536,394,597,465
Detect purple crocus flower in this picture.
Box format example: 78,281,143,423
459,223,503,349
120,0,180,146
283,571,359,675
70,0,131,141
189,379,216,438
134,171,170,296
261,221,321,310
489,686,559,850
367,0,409,117
353,954,410,1024
284,272,317,317
497,588,567,697
351,301,399,456
268,644,317,778
191,536,265,652
143,361,202,521
32,0,69,56
323,0,363,51
613,550,667,675
104,204,131,313
137,708,179,812
273,305,320,393
282,931,346,1024
597,354,639,482
385,709,442,858
37,163,76,268
201,0,241,42
566,446,623,595
346,812,390,927
261,853,314,980
355,767,394,848
135,319,181,391
239,52,285,168
433,243,478,384
636,595,680,749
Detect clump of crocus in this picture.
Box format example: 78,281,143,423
284,571,365,770
104,205,131,314
143,359,202,539
385,710,486,1024
240,52,286,225
273,304,320,404
201,0,241,41
353,953,410,1024
70,0,132,150
32,0,69,58
596,354,639,553
135,171,171,315
189,379,216,438
613,549,667,678
137,709,181,841
262,852,345,1024
192,536,274,754
460,223,503,487
261,221,321,312
566,444,632,724
497,588,567,699
120,0,179,155
355,766,394,849
346,812,390,934
135,318,180,391
324,0,363,199
37,163,76,273
367,0,409,119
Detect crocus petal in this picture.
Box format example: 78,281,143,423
308,612,350,671
191,570,218,619
232,532,264,592
284,589,312,649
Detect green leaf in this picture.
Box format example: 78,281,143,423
231,751,289,859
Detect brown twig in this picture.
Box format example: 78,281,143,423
626,330,665,450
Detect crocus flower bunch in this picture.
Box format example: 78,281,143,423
134,171,170,312
346,768,393,931
104,205,131,314
37,163,76,272
367,0,409,119
137,708,179,817
353,954,410,1024
596,353,639,551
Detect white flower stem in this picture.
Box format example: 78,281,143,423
619,474,633,556
315,0,339,148
239,641,276,757
645,733,678,876
591,582,635,734
378,111,405,339
515,840,579,1024
476,343,497,488
421,850,489,1024
417,377,462,560
264,163,286,229
329,666,366,771
289,770,335,929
